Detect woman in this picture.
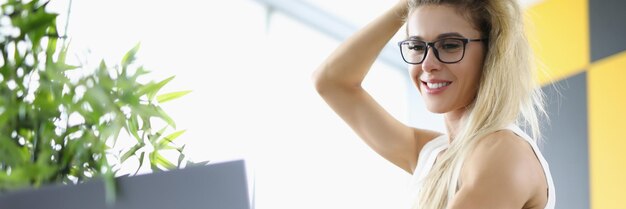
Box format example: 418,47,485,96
313,0,555,208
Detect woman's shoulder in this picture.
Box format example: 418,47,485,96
456,129,548,207
474,129,532,156
465,129,544,179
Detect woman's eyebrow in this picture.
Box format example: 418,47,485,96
407,32,465,41
437,32,464,39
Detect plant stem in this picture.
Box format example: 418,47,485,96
62,0,73,47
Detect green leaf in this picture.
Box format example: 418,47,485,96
154,152,176,170
98,60,108,71
101,119,124,146
148,152,163,172
0,135,30,166
120,144,143,163
156,107,176,129
46,29,58,58
177,145,186,168
136,76,175,100
134,152,145,175
51,62,79,71
158,145,180,150
58,40,70,64
149,126,169,144
177,153,186,168
156,90,191,104
11,8,57,35
83,87,113,113
157,130,186,148
127,114,142,143
0,168,30,190
32,163,58,186
131,66,150,80
121,43,141,68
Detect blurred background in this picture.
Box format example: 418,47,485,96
46,0,625,209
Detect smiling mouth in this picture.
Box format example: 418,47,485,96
422,81,452,89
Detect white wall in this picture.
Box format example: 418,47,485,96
47,1,447,208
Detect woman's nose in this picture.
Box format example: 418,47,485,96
421,47,441,73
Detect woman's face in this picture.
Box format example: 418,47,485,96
406,5,485,114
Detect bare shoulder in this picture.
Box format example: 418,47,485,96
466,130,545,182
448,130,548,209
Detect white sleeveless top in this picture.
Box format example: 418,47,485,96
408,124,556,209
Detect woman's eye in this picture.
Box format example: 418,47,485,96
442,43,461,50
409,45,425,51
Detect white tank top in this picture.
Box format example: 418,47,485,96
408,124,556,209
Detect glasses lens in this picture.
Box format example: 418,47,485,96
401,41,426,64
435,39,465,63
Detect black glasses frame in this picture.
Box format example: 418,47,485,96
398,38,487,64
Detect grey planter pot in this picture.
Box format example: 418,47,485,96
0,160,252,209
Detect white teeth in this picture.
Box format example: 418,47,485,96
426,82,451,89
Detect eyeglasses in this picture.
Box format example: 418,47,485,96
398,38,487,64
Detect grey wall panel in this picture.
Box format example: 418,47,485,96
590,0,626,61
541,72,589,209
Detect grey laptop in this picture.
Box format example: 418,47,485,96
0,160,252,209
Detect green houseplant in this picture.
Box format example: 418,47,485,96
0,0,191,202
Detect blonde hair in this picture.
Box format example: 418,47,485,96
406,0,546,208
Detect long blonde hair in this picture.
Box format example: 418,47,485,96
406,0,546,208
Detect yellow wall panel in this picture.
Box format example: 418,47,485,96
589,51,626,209
525,0,589,85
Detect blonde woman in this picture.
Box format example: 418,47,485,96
313,0,555,208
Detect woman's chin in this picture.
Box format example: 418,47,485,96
419,91,450,114
424,103,448,114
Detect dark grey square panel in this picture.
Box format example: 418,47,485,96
590,0,626,61
541,72,589,209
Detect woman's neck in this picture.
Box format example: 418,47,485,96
444,108,467,143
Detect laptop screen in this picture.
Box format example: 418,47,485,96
0,160,252,209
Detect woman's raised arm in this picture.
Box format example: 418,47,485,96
312,1,440,174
